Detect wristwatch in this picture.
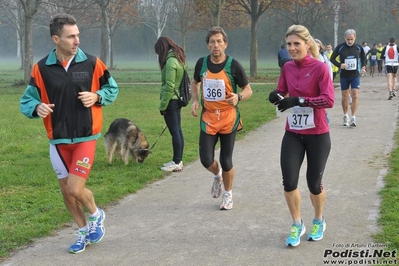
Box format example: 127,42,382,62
298,97,305,106
238,93,243,102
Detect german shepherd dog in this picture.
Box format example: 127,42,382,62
104,118,151,164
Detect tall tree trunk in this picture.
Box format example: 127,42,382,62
213,9,221,25
110,35,114,69
334,0,340,48
100,8,108,64
250,17,258,77
23,15,33,83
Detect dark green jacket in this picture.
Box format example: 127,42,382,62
159,52,184,111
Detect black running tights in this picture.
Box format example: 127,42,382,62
280,131,331,195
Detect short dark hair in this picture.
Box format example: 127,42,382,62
389,37,396,43
280,44,285,49
49,13,77,37
206,26,228,44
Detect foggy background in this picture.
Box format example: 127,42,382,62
0,0,398,66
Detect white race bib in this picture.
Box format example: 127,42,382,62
288,107,315,130
203,78,226,101
345,58,357,70
371,55,377,60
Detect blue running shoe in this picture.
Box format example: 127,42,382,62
286,221,306,247
89,208,105,243
69,231,90,254
307,217,326,241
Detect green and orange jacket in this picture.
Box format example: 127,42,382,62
20,48,119,144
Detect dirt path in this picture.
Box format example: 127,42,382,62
2,74,398,266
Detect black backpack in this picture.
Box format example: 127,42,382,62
175,68,192,107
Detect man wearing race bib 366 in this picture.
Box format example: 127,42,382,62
330,29,366,127
190,26,252,211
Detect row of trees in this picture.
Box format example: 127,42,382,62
1,0,399,82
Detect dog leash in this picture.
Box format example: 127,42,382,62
149,125,168,150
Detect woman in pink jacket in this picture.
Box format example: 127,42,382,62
268,24,335,247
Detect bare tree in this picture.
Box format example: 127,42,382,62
141,0,173,38
40,0,94,22
19,0,42,83
273,0,336,35
107,0,141,68
235,0,276,77
204,0,226,26
0,0,25,68
172,0,197,51
93,0,111,64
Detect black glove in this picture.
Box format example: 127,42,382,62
160,110,167,115
268,90,283,104
277,97,299,112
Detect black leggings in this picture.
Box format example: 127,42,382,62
280,131,331,195
199,130,236,171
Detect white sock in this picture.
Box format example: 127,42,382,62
89,208,100,218
293,220,302,226
79,225,88,232
225,190,232,196
215,169,222,179
344,114,348,118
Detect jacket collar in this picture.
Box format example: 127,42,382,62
293,53,312,67
46,48,87,65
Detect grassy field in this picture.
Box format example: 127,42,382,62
0,59,398,260
0,60,277,258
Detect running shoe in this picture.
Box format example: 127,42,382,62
286,221,306,247
393,90,397,97
343,116,349,126
162,160,175,167
211,176,223,198
307,217,326,241
220,192,233,210
388,92,393,100
160,161,183,172
350,117,357,127
69,231,90,254
89,208,105,243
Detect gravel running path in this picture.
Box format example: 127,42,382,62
2,75,397,266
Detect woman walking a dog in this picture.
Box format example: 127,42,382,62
268,24,334,247
154,37,186,172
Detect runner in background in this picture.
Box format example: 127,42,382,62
379,37,399,100
362,41,370,76
330,29,366,127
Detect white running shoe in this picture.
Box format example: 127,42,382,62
350,117,357,127
211,176,223,198
343,116,349,126
161,161,183,172
162,160,175,167
220,192,233,210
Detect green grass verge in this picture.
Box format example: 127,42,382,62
373,130,399,251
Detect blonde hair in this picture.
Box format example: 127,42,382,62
314,38,326,53
285,25,319,59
